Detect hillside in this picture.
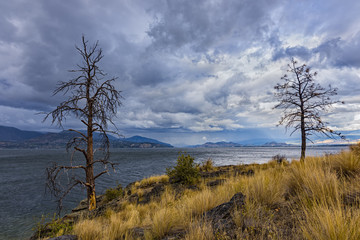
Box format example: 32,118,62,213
0,125,44,141
0,125,173,149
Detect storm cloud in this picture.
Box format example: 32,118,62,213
0,0,359,146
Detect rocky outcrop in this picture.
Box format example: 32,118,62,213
205,192,246,238
31,165,256,240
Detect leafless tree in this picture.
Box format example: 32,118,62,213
274,58,343,162
44,36,122,211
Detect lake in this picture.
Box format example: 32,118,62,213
0,146,347,240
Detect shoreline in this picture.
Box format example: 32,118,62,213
30,146,360,239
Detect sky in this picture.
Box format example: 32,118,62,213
0,0,360,146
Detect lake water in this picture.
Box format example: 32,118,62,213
0,146,347,240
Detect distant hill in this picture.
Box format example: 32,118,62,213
261,141,295,147
190,141,295,148
0,125,44,141
121,135,173,148
0,125,173,149
193,141,243,148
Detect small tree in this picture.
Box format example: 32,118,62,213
274,58,343,162
166,153,200,184
44,36,122,211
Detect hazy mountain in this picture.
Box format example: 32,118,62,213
121,136,173,148
262,141,296,147
0,125,173,148
0,125,44,141
190,140,295,148
193,141,243,148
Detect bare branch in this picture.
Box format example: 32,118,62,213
94,170,109,180
44,36,122,213
274,58,344,161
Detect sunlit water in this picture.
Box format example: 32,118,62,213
0,146,347,239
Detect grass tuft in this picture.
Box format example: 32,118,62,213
245,168,286,207
301,203,360,240
72,219,103,240
329,150,360,179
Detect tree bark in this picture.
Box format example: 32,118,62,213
300,118,306,162
86,72,96,210
86,112,96,210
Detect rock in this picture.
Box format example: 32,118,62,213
234,169,254,177
47,235,77,240
200,169,227,178
71,195,103,213
206,179,225,187
71,199,88,212
160,229,186,240
343,192,360,206
131,227,146,239
138,183,165,204
205,192,245,238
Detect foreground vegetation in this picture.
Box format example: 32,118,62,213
34,145,360,240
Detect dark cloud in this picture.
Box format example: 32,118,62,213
272,46,312,61
272,33,360,69
0,0,359,145
147,0,282,53
317,33,360,68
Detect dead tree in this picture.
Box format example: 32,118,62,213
44,36,122,211
274,58,343,162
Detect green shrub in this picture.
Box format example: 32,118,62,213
33,213,73,239
199,158,214,172
166,153,200,184
104,185,123,202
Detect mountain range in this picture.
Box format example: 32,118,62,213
191,141,295,148
0,125,173,149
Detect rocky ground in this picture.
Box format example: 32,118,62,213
30,165,258,240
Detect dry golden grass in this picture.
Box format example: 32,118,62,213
72,219,103,240
244,168,286,206
151,207,179,238
301,203,360,240
136,175,169,187
70,146,360,240
233,201,283,239
329,150,360,178
184,219,214,240
286,157,341,206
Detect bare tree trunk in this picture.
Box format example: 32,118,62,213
86,73,96,211
300,114,306,162
86,116,96,211
44,36,122,213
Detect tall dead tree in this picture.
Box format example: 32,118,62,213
274,58,343,162
44,36,122,211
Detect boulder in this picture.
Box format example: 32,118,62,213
206,179,226,187
205,192,245,237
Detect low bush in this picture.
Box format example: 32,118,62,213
33,214,73,239
199,158,214,172
166,153,200,184
104,185,124,202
